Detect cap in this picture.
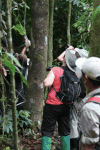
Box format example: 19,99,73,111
75,57,100,81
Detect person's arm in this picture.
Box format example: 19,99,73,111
21,47,26,54
67,45,74,50
43,70,55,87
57,46,74,62
0,65,7,76
81,103,99,150
57,51,65,62
21,36,31,54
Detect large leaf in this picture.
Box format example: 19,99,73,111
2,59,16,73
90,5,100,22
12,24,26,35
6,52,22,68
15,66,29,87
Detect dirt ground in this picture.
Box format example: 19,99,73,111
1,127,61,150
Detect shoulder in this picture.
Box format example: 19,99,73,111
51,66,64,73
82,97,100,115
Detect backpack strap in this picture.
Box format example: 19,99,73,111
86,96,100,104
52,66,65,93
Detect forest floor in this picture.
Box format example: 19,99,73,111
1,127,61,150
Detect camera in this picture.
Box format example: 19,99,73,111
65,44,70,49
46,66,53,71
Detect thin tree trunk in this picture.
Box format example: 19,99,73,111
67,2,72,45
0,0,2,48
44,0,55,103
0,0,5,137
89,0,100,57
6,0,19,149
25,0,49,130
47,0,55,67
0,74,5,137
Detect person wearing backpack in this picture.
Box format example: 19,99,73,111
75,57,100,150
57,46,89,150
69,49,88,150
41,46,82,150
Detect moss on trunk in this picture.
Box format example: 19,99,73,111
89,0,100,57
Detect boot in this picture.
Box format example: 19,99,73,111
41,136,52,150
61,135,70,150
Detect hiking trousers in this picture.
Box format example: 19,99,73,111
41,103,71,138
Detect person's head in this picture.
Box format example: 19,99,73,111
75,57,100,90
17,54,27,67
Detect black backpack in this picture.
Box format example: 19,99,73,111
79,79,86,98
53,66,81,104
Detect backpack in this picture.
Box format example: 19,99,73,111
53,66,81,104
79,79,86,98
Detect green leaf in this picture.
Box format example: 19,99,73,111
12,24,26,35
3,60,16,73
15,66,29,87
22,111,30,117
9,124,13,132
24,121,28,126
19,3,24,7
90,5,100,22
0,97,4,102
13,8,18,10
73,13,86,28
6,52,22,68
6,147,10,150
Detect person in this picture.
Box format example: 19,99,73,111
15,53,28,110
2,36,31,112
57,46,89,150
75,57,100,150
69,48,88,150
41,45,82,150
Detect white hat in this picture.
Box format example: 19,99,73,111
65,49,77,72
75,48,88,58
65,49,82,78
75,57,100,81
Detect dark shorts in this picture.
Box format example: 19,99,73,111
41,103,71,138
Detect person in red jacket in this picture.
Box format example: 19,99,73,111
41,46,78,150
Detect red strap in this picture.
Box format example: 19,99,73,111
87,97,100,103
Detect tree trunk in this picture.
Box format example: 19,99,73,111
67,2,72,45
6,0,19,149
0,0,2,47
47,0,55,67
25,0,49,130
89,0,100,57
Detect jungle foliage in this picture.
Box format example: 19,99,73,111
1,0,100,149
